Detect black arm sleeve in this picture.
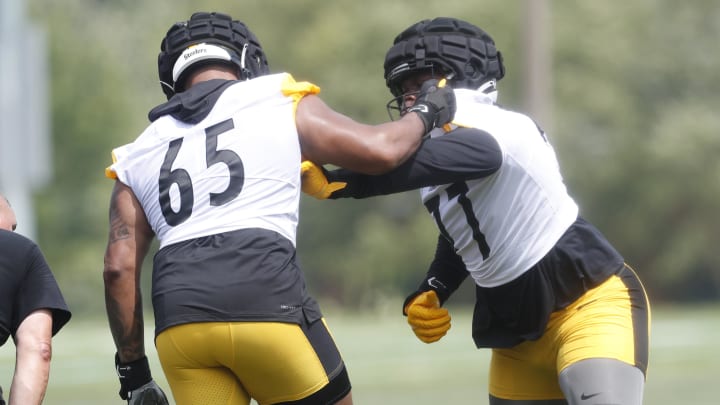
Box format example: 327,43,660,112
328,127,502,199
403,234,469,313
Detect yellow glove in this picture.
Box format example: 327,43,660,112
404,290,451,343
300,160,347,199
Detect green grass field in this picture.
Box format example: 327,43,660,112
1,303,718,404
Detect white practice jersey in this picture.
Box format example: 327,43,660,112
421,89,579,287
107,73,316,248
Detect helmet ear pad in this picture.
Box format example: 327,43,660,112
157,12,269,99
383,17,504,93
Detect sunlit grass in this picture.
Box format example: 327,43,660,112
1,303,718,404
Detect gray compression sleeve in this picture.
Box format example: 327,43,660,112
558,358,644,405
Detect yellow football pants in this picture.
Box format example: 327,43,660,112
489,265,650,400
156,318,346,405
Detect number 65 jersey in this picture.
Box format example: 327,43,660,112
106,73,317,249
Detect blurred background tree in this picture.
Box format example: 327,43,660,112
9,0,718,318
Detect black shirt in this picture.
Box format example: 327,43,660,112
0,230,71,346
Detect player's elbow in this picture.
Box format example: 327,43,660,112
103,255,132,286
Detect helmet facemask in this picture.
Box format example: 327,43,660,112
383,17,505,118
385,67,451,121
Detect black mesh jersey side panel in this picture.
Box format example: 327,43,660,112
151,228,321,336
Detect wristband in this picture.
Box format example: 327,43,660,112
115,353,153,400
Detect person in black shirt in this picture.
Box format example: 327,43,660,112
0,194,71,405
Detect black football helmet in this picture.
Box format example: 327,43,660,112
384,17,505,118
157,12,270,99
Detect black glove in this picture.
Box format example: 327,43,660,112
0,385,5,405
116,354,169,405
406,78,457,133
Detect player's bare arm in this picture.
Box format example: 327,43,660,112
103,181,154,362
297,78,454,175
296,94,426,174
